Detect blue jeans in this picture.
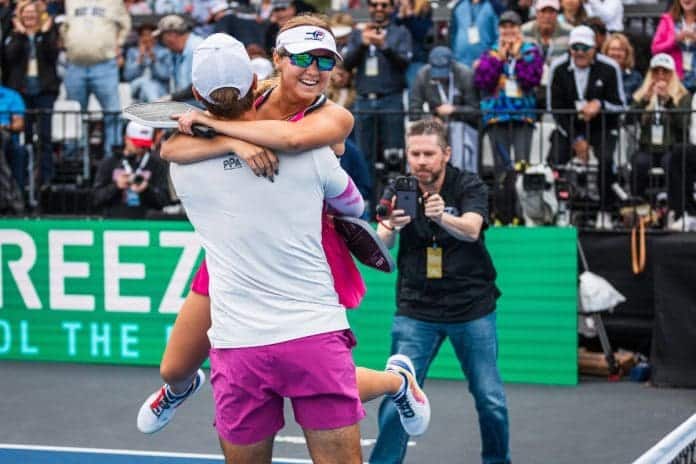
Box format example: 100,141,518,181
353,92,405,165
64,59,122,157
370,313,510,464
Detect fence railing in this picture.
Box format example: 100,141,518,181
3,107,695,231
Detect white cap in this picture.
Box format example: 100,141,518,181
275,25,342,60
125,121,155,148
650,53,676,71
192,33,254,103
569,25,596,48
250,57,274,80
535,0,559,11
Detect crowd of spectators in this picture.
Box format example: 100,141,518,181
0,0,695,230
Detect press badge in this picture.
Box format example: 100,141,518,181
505,78,520,97
684,51,693,72
651,123,664,145
468,26,480,45
365,55,379,77
426,245,443,279
541,64,550,86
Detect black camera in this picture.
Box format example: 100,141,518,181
131,174,145,185
522,173,547,191
394,175,419,218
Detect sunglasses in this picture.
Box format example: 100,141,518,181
571,43,592,52
369,2,391,8
287,53,336,71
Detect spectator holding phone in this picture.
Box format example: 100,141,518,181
343,0,413,164
371,118,510,464
92,121,169,218
123,23,173,103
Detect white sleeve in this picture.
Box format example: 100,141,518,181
313,147,349,199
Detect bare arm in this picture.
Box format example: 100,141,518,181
425,193,482,241
161,132,278,178
174,102,354,152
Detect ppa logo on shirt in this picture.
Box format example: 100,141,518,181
223,154,242,171
305,30,325,41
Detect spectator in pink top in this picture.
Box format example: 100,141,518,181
652,0,696,91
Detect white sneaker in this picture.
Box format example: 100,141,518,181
386,354,431,436
137,369,205,434
668,213,696,232
595,211,614,230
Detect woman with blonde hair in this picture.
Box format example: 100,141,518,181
630,53,691,203
2,0,60,187
602,32,642,101
137,14,431,443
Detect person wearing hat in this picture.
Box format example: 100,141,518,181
521,0,572,105
474,10,543,222
164,31,430,462
92,121,169,219
449,0,499,68
155,14,204,103
262,0,317,55
410,45,479,170
548,24,625,228
60,0,130,158
630,53,692,222
343,0,413,166
123,23,174,103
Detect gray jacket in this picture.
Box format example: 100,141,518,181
409,62,480,126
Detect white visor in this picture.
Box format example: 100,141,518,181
275,25,342,60
192,33,254,103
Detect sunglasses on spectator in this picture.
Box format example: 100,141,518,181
571,43,592,52
369,2,391,8
287,53,336,71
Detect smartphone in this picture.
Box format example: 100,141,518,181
394,175,419,218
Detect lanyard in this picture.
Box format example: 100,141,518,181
507,57,517,78
654,97,662,125
121,153,150,176
435,72,455,105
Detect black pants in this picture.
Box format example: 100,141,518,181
548,129,618,211
668,144,696,215
630,149,669,201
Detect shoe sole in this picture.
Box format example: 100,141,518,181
387,354,431,436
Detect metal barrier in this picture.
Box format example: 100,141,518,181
5,107,695,231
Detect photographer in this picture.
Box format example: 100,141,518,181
371,118,510,464
92,121,169,218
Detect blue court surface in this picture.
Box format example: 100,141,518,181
0,444,311,464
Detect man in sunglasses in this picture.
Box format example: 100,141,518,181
343,0,413,167
547,25,625,228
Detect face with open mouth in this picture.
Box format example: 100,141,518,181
277,49,334,100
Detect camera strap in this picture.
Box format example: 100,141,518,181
121,153,150,176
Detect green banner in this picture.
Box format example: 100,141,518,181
0,220,577,385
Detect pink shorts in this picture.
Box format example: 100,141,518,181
209,329,365,445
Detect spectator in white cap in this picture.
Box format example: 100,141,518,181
521,0,572,106
630,53,691,220
547,24,625,228
522,0,572,63
155,14,204,103
92,121,169,218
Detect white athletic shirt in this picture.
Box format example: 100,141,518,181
171,147,350,348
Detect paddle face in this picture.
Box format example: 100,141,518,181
333,215,395,273
123,102,217,138
122,102,199,128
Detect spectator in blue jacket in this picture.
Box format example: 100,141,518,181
123,24,173,103
450,0,499,67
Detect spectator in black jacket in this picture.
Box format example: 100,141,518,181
93,121,170,219
547,25,624,225
2,0,61,186
343,0,413,164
